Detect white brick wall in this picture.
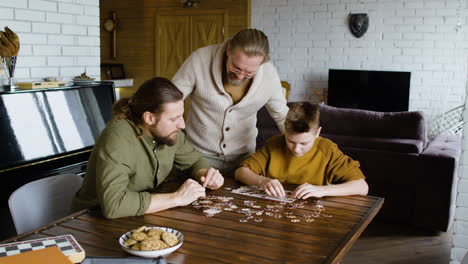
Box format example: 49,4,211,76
252,1,468,263
252,0,468,123
457,111,468,264
0,0,100,84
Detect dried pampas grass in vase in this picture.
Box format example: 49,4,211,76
0,27,20,91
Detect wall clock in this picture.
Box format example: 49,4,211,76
103,12,117,59
103,18,115,32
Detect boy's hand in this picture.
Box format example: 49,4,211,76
260,178,286,198
200,167,224,190
293,183,327,199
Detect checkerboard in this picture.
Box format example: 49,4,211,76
0,234,85,263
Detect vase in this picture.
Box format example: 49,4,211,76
2,56,18,91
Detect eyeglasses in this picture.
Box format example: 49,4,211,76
227,57,256,79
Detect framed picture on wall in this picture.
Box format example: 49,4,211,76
101,63,126,79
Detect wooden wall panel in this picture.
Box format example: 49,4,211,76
100,0,250,95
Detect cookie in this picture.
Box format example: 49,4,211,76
147,228,164,238
161,231,179,247
140,237,169,251
131,231,148,241
131,243,141,250
124,238,138,247
134,226,147,233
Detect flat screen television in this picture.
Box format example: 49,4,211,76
327,69,411,112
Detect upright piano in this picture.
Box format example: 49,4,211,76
0,82,116,239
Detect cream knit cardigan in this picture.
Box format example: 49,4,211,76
172,41,288,156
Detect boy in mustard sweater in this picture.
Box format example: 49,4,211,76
235,102,368,199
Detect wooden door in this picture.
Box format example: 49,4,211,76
156,15,190,79
191,14,225,51
155,9,228,79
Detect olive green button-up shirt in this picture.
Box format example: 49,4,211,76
71,118,209,219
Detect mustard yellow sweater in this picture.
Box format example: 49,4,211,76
240,135,365,185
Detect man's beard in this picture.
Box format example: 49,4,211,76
224,71,246,86
151,131,178,146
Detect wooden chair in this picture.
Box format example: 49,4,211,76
280,80,290,100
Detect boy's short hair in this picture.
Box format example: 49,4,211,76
284,102,320,133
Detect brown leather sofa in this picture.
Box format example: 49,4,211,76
256,103,461,231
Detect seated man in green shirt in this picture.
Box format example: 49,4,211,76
71,77,224,218
235,102,368,199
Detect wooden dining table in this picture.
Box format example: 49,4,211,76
2,178,383,264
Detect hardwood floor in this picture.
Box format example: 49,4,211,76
342,221,452,264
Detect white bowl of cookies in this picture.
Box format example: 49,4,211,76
119,226,184,258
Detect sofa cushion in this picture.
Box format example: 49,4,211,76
319,104,427,146
321,133,424,154
256,106,281,149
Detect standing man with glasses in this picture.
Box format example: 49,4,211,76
173,29,289,176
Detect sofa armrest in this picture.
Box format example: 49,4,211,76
414,134,461,231
421,134,461,157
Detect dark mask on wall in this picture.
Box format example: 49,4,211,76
349,13,369,38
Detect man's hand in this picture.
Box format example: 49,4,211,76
292,183,327,199
260,178,286,198
200,167,224,190
174,179,206,206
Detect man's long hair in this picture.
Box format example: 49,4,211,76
112,77,183,125
228,28,270,62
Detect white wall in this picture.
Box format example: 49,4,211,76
0,0,100,83
252,0,468,124
454,84,468,262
